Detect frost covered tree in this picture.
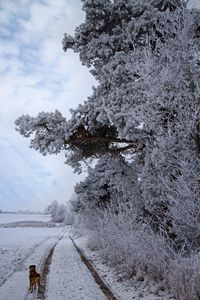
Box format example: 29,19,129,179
65,1,200,244
16,1,191,168
45,200,66,223
136,8,200,244
74,156,141,214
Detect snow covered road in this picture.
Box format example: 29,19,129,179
0,231,62,300
0,224,107,300
46,234,107,300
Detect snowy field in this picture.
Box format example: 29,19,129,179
0,214,107,300
0,213,51,224
0,225,65,286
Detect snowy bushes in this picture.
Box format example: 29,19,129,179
166,161,200,251
45,199,75,224
75,199,200,299
74,167,200,299
77,201,172,280
45,200,65,223
64,194,77,225
166,253,200,300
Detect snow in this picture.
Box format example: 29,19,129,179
0,213,175,300
74,235,175,300
46,234,107,300
0,215,107,300
0,213,51,224
0,226,64,285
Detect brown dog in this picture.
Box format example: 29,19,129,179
29,265,41,293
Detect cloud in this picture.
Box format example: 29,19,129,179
0,0,95,211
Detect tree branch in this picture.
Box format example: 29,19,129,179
65,136,135,145
109,144,138,153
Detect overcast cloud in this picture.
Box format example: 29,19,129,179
0,0,96,212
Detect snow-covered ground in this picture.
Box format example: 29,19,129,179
0,213,51,224
73,235,175,300
0,214,107,300
46,234,107,300
0,226,65,287
0,213,175,300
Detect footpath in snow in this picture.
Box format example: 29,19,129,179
46,234,107,300
0,225,107,300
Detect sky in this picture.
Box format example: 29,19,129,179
0,0,96,212
0,0,199,212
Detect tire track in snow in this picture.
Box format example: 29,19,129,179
0,232,64,300
22,230,118,300
24,233,66,300
0,235,56,288
69,235,119,300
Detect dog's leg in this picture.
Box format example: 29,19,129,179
29,281,33,293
